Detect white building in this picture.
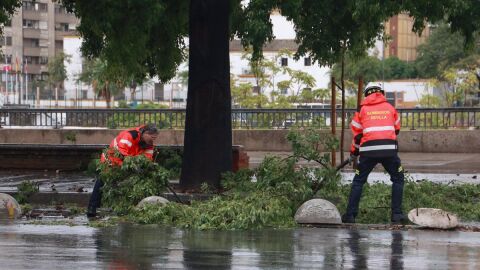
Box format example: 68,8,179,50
229,12,330,98
371,79,438,108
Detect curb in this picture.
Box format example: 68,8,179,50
4,191,214,206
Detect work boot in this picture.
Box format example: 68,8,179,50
342,214,355,224
391,213,407,225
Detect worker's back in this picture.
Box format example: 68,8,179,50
354,92,400,157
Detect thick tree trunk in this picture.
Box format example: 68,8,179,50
180,0,232,190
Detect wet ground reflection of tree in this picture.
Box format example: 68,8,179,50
94,224,178,269
182,230,232,270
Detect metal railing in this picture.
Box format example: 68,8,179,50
0,108,479,129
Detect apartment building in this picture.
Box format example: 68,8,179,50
383,13,430,62
1,0,78,101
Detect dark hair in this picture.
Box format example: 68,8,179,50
141,124,159,134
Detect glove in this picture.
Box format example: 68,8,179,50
350,147,359,156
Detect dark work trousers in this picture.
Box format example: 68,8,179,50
345,154,404,218
88,175,103,213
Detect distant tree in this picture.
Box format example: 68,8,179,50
384,57,418,79
331,54,417,84
47,52,71,99
242,48,292,96
231,80,269,108
78,58,126,108
433,68,479,107
418,94,441,108
415,23,480,78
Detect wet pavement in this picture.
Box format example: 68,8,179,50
0,223,480,269
248,152,480,174
0,169,94,193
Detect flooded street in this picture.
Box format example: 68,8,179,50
1,223,480,269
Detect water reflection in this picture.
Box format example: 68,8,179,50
182,230,233,269
390,231,404,270
1,224,480,269
347,230,368,269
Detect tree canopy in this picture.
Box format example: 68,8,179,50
47,52,71,88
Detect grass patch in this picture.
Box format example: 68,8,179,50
320,177,480,224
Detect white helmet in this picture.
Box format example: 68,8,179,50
364,82,384,96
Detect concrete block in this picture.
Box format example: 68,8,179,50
0,193,22,219
295,198,342,224
136,196,169,208
408,208,458,229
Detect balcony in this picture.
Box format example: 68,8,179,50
23,28,41,39
54,13,78,24
24,64,48,75
23,47,42,56
22,10,44,21
55,30,78,40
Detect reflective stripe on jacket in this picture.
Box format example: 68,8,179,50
100,125,154,166
350,92,400,157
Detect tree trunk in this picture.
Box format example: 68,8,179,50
104,85,111,108
130,83,137,101
180,0,232,190
340,49,346,163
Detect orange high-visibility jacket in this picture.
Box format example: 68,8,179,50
350,92,401,157
101,125,155,166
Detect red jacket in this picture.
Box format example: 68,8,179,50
350,92,400,157
101,126,155,166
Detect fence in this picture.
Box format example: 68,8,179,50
0,108,479,129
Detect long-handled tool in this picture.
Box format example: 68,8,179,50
167,183,184,204
336,155,356,171
311,155,356,195
153,148,184,204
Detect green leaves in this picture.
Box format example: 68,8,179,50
0,0,20,37
99,154,170,214
15,181,39,204
47,52,71,88
416,22,480,79
60,0,188,82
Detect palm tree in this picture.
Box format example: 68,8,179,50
47,52,71,105
78,58,126,108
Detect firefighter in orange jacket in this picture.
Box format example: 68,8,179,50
342,83,405,224
87,124,159,217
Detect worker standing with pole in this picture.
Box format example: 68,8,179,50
342,82,405,224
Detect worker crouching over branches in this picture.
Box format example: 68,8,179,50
87,124,159,218
342,83,406,224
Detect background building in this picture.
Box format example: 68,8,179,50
383,13,430,62
1,0,78,104
371,79,439,108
